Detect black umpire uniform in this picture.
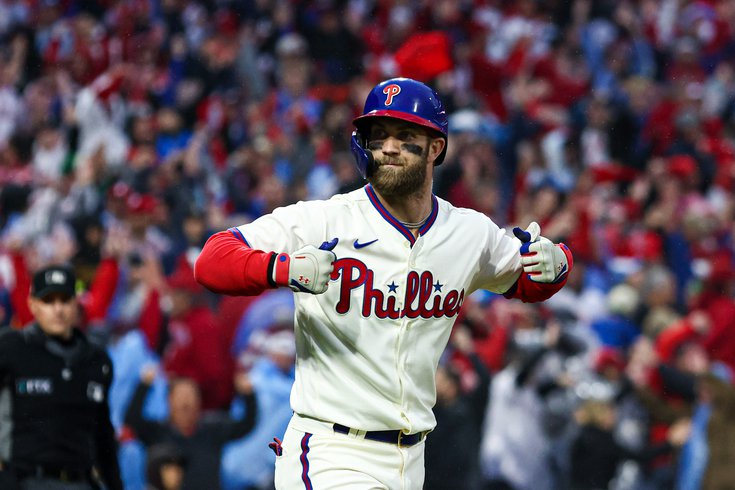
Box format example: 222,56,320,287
0,264,122,490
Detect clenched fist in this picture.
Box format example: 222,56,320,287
272,239,338,294
513,222,569,283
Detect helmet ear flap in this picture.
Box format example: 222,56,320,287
350,130,374,179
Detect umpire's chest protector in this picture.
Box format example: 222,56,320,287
8,327,113,438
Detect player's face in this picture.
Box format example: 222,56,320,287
28,293,78,339
366,119,443,196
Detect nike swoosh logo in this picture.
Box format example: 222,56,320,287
353,238,379,249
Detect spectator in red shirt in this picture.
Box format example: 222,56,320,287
160,261,233,411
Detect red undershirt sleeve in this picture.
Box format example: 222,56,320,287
655,319,698,363
503,244,573,303
194,229,278,296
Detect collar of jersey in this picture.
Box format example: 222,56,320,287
364,184,439,246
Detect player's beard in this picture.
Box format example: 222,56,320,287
368,154,428,197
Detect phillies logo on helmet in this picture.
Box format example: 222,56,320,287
382,84,401,106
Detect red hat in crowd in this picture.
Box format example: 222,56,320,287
126,193,158,215
704,251,735,286
394,32,454,82
167,263,202,294
589,165,639,184
594,348,626,374
667,154,698,179
630,229,664,262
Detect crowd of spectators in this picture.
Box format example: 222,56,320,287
1,0,735,489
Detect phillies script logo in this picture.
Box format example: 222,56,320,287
382,84,401,105
331,258,464,319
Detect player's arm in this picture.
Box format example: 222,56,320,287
194,228,337,296
502,222,573,303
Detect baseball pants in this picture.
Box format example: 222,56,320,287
274,413,426,490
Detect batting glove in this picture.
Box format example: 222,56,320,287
272,238,338,294
513,222,568,283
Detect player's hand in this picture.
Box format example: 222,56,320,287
273,239,338,294
513,222,568,283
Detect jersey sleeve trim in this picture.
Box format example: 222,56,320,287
228,227,250,246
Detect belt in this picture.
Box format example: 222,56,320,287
332,423,426,447
15,464,90,483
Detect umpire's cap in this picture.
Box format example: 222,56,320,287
351,78,449,178
32,264,76,299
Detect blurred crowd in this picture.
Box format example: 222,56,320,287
1,0,735,489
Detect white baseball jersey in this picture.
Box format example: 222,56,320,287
235,185,522,433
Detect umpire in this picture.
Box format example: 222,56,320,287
0,264,123,490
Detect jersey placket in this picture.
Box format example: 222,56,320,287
395,236,426,431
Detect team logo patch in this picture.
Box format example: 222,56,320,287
46,270,67,285
16,378,53,395
87,381,105,403
382,84,401,105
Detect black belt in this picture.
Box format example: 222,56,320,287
15,464,90,483
333,423,426,447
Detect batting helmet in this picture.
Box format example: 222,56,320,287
351,78,449,178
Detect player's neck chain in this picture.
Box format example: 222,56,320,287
398,212,431,229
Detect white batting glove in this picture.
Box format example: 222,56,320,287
512,222,569,283
272,239,338,294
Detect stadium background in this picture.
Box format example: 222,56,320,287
1,0,735,489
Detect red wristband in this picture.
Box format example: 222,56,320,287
273,253,291,287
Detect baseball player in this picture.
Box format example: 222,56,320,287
195,77,573,489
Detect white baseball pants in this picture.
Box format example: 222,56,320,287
274,413,426,489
